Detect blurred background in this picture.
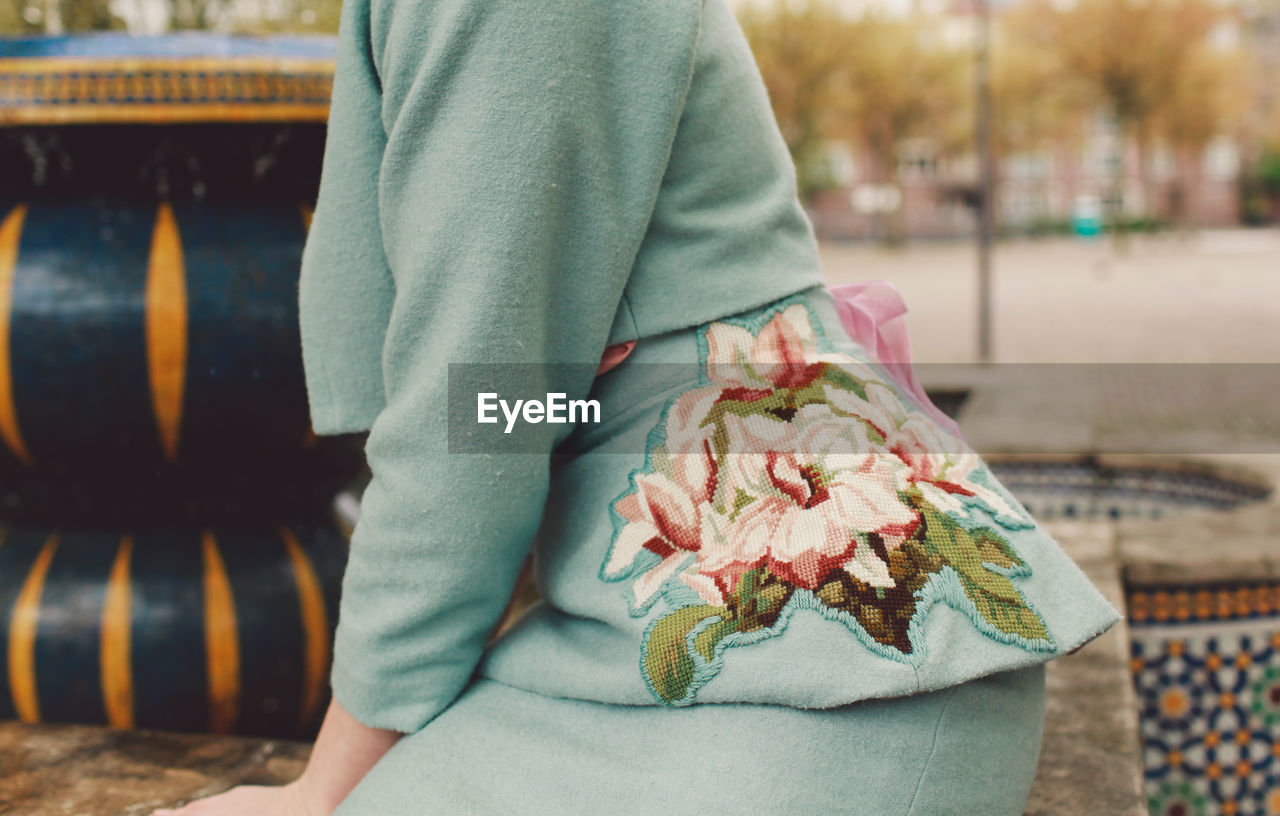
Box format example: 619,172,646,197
10,0,1280,236
0,0,342,35
744,0,1279,240
7,0,1278,365
8,0,1278,237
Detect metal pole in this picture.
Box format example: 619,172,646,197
976,0,994,364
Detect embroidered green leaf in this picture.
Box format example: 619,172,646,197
729,567,794,632
815,569,922,654
919,506,1050,643
707,392,794,421
787,380,834,410
817,366,870,401
729,488,756,520
921,508,1014,598
957,574,1051,643
815,578,849,608
692,617,738,662
644,605,728,703
971,528,1027,571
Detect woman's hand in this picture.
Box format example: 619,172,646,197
152,779,318,816
149,699,402,816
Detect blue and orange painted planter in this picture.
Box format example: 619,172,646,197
0,519,346,737
0,33,334,125
0,34,358,739
0,200,335,476
0,33,339,477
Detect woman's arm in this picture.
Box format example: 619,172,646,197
316,0,702,737
295,0,393,435
153,700,399,816
294,700,402,812
153,0,702,811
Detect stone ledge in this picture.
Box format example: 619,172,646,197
0,721,308,815
1024,522,1146,816
1118,501,1280,585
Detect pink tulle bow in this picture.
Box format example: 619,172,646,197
828,281,964,439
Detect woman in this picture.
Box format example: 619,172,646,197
156,0,1120,812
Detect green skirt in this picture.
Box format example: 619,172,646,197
334,664,1046,816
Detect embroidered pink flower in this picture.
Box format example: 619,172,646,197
605,386,724,608
655,386,721,505
705,303,872,391
606,354,1032,610
886,411,1025,523
603,297,1052,706
711,456,915,592
699,405,916,596
608,472,705,608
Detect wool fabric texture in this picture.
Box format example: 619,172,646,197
333,666,1047,816
297,0,1121,779
300,0,832,734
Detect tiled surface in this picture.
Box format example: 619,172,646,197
1130,584,1280,816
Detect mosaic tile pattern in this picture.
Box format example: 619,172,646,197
1130,587,1280,627
1130,582,1280,816
990,461,1271,522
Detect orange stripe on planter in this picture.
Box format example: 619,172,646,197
202,531,240,733
100,535,134,729
281,526,330,728
8,533,58,722
145,203,187,463
0,205,32,465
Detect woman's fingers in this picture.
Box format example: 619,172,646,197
150,784,303,816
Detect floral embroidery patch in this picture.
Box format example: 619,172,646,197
600,296,1055,706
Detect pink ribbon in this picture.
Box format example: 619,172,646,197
828,281,964,438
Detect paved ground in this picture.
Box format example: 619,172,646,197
818,229,1280,364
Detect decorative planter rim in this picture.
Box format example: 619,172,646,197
0,33,336,126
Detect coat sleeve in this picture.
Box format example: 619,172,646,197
300,0,705,731
297,0,394,435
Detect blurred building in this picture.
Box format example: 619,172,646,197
797,0,1269,240
809,121,1244,240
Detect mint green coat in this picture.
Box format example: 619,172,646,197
298,0,1119,810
